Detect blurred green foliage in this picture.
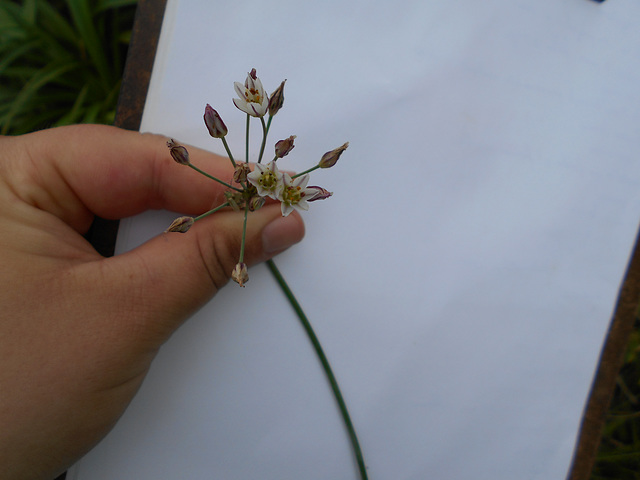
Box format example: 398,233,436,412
0,0,137,135
591,316,640,480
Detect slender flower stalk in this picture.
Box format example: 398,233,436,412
188,163,241,191
245,114,250,164
194,202,230,221
257,116,269,163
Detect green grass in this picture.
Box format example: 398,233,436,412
592,316,640,480
0,0,137,134
2,1,639,478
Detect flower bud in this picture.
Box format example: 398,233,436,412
248,195,266,211
231,262,249,287
274,135,296,158
204,104,228,138
233,163,251,184
318,142,349,169
165,216,194,233
306,186,333,202
268,80,286,116
167,139,190,165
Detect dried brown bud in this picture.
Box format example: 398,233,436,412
318,142,349,169
233,163,251,184
231,262,249,287
165,216,194,233
167,139,190,165
204,104,228,138
306,186,333,202
274,135,296,158
268,80,286,116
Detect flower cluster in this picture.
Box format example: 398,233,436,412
165,69,348,287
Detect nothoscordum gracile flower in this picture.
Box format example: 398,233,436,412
233,68,269,117
204,104,228,138
268,80,286,116
231,262,249,287
163,69,366,480
165,69,346,283
307,186,333,202
275,135,296,158
165,216,194,233
167,139,190,165
319,142,349,169
278,173,317,217
247,161,284,200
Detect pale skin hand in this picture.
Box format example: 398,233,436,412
0,124,305,479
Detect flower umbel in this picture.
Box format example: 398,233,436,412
233,68,269,117
165,69,347,284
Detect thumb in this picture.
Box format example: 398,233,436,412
101,204,304,344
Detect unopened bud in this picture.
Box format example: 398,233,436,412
274,135,296,158
233,163,251,183
318,142,349,169
248,195,266,211
268,80,286,116
165,216,194,233
231,262,249,287
307,186,333,202
167,139,190,165
204,104,228,138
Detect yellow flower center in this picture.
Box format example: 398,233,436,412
258,171,277,190
245,88,263,104
282,185,303,205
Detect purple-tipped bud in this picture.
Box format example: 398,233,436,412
167,139,190,165
231,262,249,287
274,135,296,158
233,163,251,184
165,216,194,233
204,104,228,138
306,186,333,202
268,80,286,116
318,142,349,169
248,195,266,211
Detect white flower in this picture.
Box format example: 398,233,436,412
232,69,269,117
278,173,317,217
247,161,284,200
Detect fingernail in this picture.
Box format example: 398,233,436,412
262,213,304,254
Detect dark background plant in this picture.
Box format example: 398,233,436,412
0,0,137,134
1,0,638,478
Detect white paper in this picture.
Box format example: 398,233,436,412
69,0,640,479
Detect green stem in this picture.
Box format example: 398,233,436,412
257,115,272,164
188,164,241,192
220,137,237,168
194,202,230,221
238,206,249,263
245,114,250,164
266,259,368,480
292,164,320,178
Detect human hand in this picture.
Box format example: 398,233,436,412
0,125,304,479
